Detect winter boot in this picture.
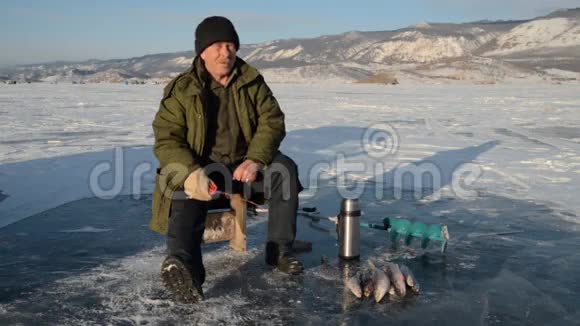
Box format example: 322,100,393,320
161,255,204,304
265,241,304,275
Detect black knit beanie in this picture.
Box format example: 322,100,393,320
195,16,240,55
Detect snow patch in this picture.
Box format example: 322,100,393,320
168,56,193,65
261,64,363,83
544,68,579,79
354,32,494,63
414,22,431,28
245,45,304,61
342,31,365,41
59,226,113,233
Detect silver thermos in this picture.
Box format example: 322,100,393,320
337,198,361,260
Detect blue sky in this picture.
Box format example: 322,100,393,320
1,0,579,66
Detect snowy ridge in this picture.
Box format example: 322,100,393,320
168,56,193,65
351,31,496,63
260,64,369,83
486,17,580,55
245,45,305,62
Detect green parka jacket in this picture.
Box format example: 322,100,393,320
149,57,285,234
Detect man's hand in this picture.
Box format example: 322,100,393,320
233,160,263,183
183,168,212,201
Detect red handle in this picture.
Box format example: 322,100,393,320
209,181,218,195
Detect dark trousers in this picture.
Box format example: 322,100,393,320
166,153,303,285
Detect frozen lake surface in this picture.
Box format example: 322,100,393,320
1,189,579,325
1,83,579,324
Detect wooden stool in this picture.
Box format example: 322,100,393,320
201,194,247,252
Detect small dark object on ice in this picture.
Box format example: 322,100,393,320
292,239,313,253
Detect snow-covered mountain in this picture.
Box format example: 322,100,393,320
485,17,580,55
2,8,579,84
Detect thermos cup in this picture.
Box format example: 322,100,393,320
338,198,361,260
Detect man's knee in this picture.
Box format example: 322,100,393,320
263,153,303,197
269,153,299,178
169,199,208,231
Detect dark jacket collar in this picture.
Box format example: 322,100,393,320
190,56,260,92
